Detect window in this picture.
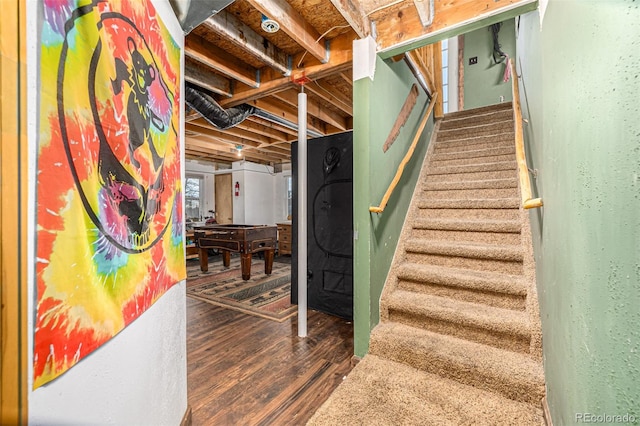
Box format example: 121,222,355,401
441,39,449,114
185,175,203,221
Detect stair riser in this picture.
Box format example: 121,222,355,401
424,179,518,191
369,338,544,404
416,208,520,221
444,103,512,120
440,110,513,130
387,310,531,354
435,134,514,151
422,188,519,200
431,153,516,168
411,229,521,246
437,122,514,142
405,253,524,275
425,169,516,183
398,280,526,311
432,146,515,162
427,161,517,176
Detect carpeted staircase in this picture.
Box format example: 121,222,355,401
308,102,545,425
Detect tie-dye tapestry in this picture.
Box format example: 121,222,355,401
35,0,185,388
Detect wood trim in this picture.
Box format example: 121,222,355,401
180,405,193,426
370,93,437,214
0,0,28,423
511,60,542,209
542,397,553,426
432,41,444,119
457,34,464,111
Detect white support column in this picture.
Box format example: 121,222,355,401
297,89,308,337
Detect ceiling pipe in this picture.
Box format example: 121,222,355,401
185,84,255,129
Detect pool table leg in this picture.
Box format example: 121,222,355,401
264,249,274,275
240,252,252,280
222,250,231,267
199,248,209,272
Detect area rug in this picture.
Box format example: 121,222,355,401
186,257,296,322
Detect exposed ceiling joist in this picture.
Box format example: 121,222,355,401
249,98,326,135
203,9,291,75
186,35,259,88
271,89,348,131
185,60,232,98
246,0,328,63
219,32,355,108
329,0,372,38
235,119,293,141
304,81,353,116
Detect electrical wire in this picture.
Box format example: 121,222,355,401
491,23,507,64
365,0,405,17
297,24,351,68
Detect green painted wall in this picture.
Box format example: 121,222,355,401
353,57,435,357
464,19,516,109
517,1,640,424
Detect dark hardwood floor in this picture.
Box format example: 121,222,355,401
187,288,354,425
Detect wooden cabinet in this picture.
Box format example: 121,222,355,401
276,223,292,255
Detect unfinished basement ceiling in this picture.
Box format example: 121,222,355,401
181,0,538,165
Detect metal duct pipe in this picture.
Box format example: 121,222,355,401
185,84,255,130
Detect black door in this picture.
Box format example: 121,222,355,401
292,131,353,320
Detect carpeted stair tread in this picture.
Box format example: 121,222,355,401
397,263,527,297
424,177,517,191
405,239,523,262
369,323,545,404
437,121,514,142
431,145,515,161
385,290,531,344
412,217,521,233
422,188,518,200
306,354,543,426
418,197,520,209
434,133,515,151
431,153,517,168
427,160,517,176
443,102,512,119
439,109,513,130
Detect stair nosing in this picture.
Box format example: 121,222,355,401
397,262,527,296
387,290,531,338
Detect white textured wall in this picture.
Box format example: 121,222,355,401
27,0,188,424
185,159,217,217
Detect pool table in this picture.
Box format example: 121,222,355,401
193,224,277,280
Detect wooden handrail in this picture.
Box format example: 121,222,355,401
511,61,543,209
370,92,438,213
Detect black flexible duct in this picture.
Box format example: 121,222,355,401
185,83,255,130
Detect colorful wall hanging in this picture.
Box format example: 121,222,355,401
35,0,185,388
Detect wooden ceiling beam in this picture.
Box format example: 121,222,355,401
185,34,259,88
339,71,352,86
246,115,298,138
304,80,353,115
188,117,274,145
187,138,281,163
185,60,233,98
246,0,328,63
248,97,326,135
373,0,538,57
202,10,291,76
330,0,372,38
186,123,262,148
219,32,355,108
271,89,349,131
235,120,293,141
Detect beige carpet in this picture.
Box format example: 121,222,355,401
308,103,545,425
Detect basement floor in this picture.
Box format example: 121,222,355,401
186,281,354,425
